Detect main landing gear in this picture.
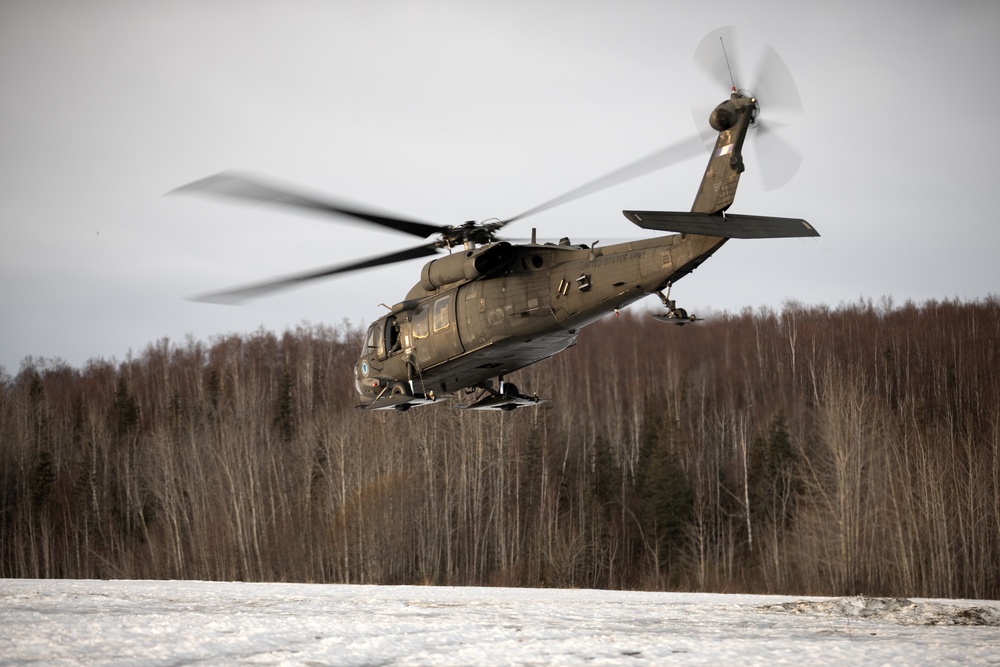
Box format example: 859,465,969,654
457,376,547,411
653,283,700,326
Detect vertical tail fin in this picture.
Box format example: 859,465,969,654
690,92,758,214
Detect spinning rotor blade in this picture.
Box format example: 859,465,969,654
753,45,803,116
752,45,803,190
172,172,446,239
503,134,706,226
755,119,802,191
192,244,440,304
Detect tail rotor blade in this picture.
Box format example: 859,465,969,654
753,44,803,116
691,98,718,146
751,42,804,190
755,119,803,190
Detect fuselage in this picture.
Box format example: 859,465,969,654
354,231,724,405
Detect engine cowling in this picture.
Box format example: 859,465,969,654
420,242,515,291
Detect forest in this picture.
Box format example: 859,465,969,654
2,297,998,599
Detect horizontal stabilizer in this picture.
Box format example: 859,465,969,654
623,211,819,239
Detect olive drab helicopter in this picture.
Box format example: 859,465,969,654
174,29,818,412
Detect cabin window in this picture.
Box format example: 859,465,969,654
412,304,429,339
432,295,451,332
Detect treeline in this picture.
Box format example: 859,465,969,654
2,298,998,598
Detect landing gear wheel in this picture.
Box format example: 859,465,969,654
390,382,412,411
501,383,519,397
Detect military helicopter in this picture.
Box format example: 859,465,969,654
175,30,818,412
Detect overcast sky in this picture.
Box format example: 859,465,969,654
2,0,998,373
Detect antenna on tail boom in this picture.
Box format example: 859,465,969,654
720,37,737,93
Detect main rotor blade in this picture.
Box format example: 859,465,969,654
171,172,446,239
192,244,440,304
504,135,706,226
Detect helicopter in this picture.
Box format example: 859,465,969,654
175,30,819,412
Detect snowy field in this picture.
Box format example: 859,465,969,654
2,579,998,666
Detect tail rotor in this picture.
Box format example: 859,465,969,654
693,27,805,190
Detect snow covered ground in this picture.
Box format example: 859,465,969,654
2,579,998,666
